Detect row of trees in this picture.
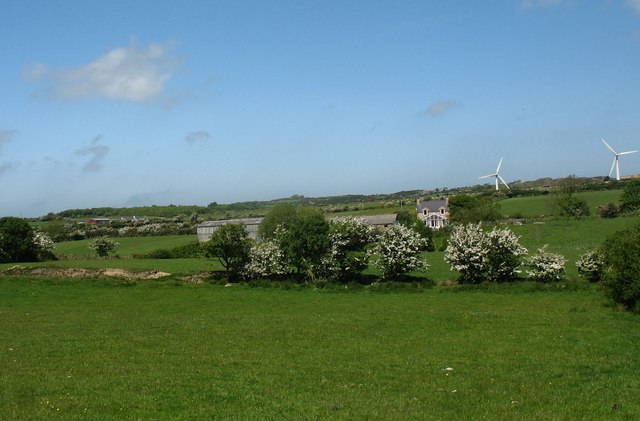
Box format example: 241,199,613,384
203,205,429,282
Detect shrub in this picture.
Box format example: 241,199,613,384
88,236,120,257
620,179,640,213
373,224,428,280
598,203,620,219
245,236,289,278
485,227,528,282
575,250,604,282
600,224,640,310
33,231,56,261
444,223,489,284
202,224,252,281
527,246,566,282
0,217,39,262
322,217,378,281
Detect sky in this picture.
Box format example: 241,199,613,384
2,0,640,217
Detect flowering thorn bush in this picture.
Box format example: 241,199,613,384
373,224,428,280
575,250,604,282
444,223,490,284
322,217,378,281
88,236,120,257
486,227,528,282
527,245,566,282
245,227,289,278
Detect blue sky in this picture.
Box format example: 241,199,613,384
2,0,640,217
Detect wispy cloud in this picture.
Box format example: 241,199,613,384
23,40,178,102
75,135,109,173
184,130,212,144
0,162,17,177
0,129,16,148
426,100,462,118
626,0,640,14
520,0,564,8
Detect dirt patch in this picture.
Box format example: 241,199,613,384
2,266,171,280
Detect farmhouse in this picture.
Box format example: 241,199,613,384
416,199,449,230
197,218,264,242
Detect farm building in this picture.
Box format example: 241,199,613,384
416,199,449,230
197,218,264,242
85,218,110,225
357,214,398,230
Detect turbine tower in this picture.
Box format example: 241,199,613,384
479,157,510,191
601,139,638,181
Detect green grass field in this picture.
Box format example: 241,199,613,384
499,190,623,218
1,278,638,420
53,235,197,259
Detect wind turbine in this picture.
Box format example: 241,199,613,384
601,139,638,181
479,157,510,191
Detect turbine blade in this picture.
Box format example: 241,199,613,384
479,173,495,179
498,175,510,189
602,138,617,155
618,150,639,156
496,157,503,173
609,158,616,177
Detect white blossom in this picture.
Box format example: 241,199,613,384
575,250,603,282
527,245,566,282
373,224,428,279
444,223,490,283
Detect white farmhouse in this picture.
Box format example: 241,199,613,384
416,199,449,230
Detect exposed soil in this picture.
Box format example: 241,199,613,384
1,266,171,280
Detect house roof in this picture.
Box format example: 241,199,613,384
417,199,448,213
358,214,397,226
197,217,264,228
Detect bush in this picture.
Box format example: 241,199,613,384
202,224,251,280
485,227,528,282
444,223,527,284
527,246,566,282
575,250,604,283
373,224,428,280
600,224,640,310
598,203,620,219
245,235,289,279
88,236,120,257
322,217,378,281
444,223,489,284
0,217,39,263
620,180,640,213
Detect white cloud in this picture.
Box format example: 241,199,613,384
23,41,178,102
75,135,110,173
0,129,16,148
626,0,640,14
426,100,462,118
184,130,212,144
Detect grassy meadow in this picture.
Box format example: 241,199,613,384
1,277,640,420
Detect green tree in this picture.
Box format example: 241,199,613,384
600,224,640,311
280,207,330,279
621,180,640,213
88,236,120,257
203,223,252,280
449,194,501,223
258,203,297,239
549,176,590,218
0,217,39,263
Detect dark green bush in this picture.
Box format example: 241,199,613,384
600,223,640,311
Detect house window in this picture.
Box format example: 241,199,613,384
423,210,427,215
440,208,445,214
